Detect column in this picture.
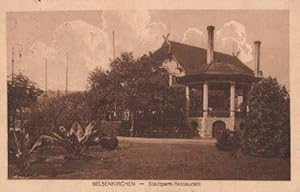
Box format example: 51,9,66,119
203,81,208,118
169,74,173,87
202,81,208,137
185,86,190,120
230,82,236,130
242,86,248,113
247,85,252,112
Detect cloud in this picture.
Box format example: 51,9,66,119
102,10,167,56
21,11,168,91
21,20,111,91
137,22,168,54
182,27,204,47
23,40,89,91
180,21,253,68
19,14,254,91
52,20,111,71
215,20,253,66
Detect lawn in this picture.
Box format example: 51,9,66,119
9,137,290,180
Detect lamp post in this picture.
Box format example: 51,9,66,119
66,51,68,95
57,50,69,95
10,44,23,128
11,44,23,80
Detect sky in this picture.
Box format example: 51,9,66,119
6,10,289,91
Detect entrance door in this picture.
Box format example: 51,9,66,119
212,121,226,139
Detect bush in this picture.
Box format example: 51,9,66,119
241,77,290,158
99,137,119,150
98,120,120,137
216,129,240,151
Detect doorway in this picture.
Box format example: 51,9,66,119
212,121,226,139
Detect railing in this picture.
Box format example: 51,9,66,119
189,110,247,118
189,110,203,117
208,110,230,118
235,111,247,118
189,110,230,118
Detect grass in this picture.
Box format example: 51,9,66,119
9,139,290,180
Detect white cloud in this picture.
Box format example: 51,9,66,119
216,20,253,66
180,21,253,68
22,41,64,90
22,11,168,90
52,20,111,71
21,20,112,91
20,15,254,91
102,10,168,56
182,27,204,47
137,22,168,54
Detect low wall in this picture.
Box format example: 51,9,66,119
187,116,244,138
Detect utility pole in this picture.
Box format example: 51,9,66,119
11,45,24,128
11,47,15,127
12,47,14,81
10,45,22,128
113,31,116,60
45,58,48,93
65,52,68,95
11,45,23,79
112,31,117,119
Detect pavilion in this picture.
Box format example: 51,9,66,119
152,25,262,139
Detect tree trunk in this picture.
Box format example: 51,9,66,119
130,110,135,137
20,107,24,131
11,108,15,128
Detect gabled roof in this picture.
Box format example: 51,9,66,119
151,40,254,77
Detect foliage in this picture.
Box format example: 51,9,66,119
216,129,240,151
8,128,31,176
7,73,43,128
7,73,44,176
29,120,119,154
9,120,119,177
88,52,186,136
24,91,92,141
88,52,169,113
241,77,290,158
8,51,187,177
99,137,119,150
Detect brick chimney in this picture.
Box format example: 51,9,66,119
207,25,215,64
254,40,262,76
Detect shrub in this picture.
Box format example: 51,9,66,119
98,120,121,137
216,129,240,151
99,137,119,150
241,77,290,158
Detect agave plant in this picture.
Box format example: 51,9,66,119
8,127,33,177
29,120,119,157
9,120,118,177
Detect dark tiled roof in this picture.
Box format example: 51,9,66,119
152,40,254,77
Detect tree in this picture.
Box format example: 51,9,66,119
7,73,43,176
88,52,185,137
88,67,116,120
25,91,94,141
7,73,43,129
241,77,290,158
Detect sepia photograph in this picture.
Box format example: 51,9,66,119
6,9,291,181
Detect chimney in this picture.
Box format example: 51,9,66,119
254,41,261,76
207,25,215,64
